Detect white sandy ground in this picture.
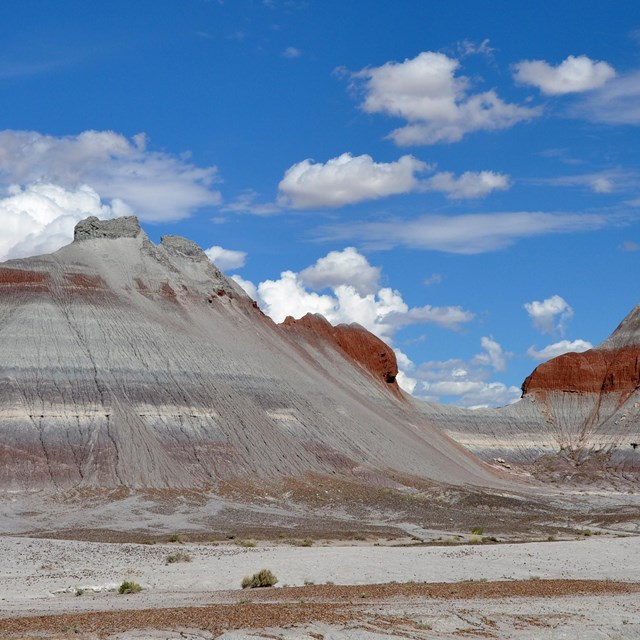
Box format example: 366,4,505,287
1,535,640,638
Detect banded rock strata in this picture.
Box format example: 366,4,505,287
0,216,499,492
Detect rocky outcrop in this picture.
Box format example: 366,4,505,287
522,347,640,396
281,313,400,394
74,216,142,241
523,305,640,397
417,305,640,474
0,216,502,492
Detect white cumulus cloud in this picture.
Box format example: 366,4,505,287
204,245,247,270
0,183,127,260
526,339,593,361
277,153,428,208
513,55,615,95
299,247,380,296
472,336,509,372
352,51,540,145
524,295,573,335
236,248,473,345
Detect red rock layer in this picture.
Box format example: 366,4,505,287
281,313,401,395
522,346,640,395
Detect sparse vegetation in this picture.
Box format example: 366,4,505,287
238,538,257,548
461,578,488,583
166,551,191,564
471,527,484,535
168,534,182,543
75,588,84,596
241,569,278,589
578,529,593,536
118,580,142,594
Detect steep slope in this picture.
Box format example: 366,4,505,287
421,307,640,474
0,216,503,492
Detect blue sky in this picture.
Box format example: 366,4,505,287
1,0,640,407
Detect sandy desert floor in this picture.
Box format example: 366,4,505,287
1,534,640,639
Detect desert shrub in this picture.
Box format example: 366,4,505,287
289,537,313,547
241,569,278,589
166,551,191,564
118,580,142,594
471,527,484,535
238,538,257,548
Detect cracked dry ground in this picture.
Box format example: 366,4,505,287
2,580,640,639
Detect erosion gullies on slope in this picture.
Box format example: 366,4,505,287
421,306,640,476
0,216,506,493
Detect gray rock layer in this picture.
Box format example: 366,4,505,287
0,218,503,491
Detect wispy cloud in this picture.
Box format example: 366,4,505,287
572,70,640,124
527,169,636,194
0,58,71,80
282,46,302,59
0,129,221,222
320,211,620,254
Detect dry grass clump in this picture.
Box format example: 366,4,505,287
166,551,191,564
241,569,278,589
118,580,142,594
238,538,257,548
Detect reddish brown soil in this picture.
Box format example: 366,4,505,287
0,268,51,295
1,581,637,638
63,274,108,289
0,268,49,285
